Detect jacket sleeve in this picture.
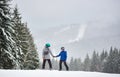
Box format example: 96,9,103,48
56,52,61,57
42,49,45,58
49,48,54,57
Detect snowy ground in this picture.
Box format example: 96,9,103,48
0,70,120,77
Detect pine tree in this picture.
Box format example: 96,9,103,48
77,58,83,71
117,50,120,74
52,59,59,70
99,50,108,72
12,6,40,69
0,0,21,69
83,54,91,71
90,51,100,71
70,58,82,71
25,30,40,69
11,5,24,69
74,59,78,71
69,57,74,71
112,48,119,73
103,47,115,73
19,23,40,69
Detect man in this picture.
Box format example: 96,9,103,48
42,43,53,70
54,47,69,71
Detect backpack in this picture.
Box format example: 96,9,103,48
43,48,49,55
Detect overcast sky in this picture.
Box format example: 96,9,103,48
12,0,120,30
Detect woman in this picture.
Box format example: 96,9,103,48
42,43,53,70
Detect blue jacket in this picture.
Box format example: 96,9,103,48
56,51,67,61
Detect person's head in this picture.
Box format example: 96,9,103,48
45,43,51,48
61,47,65,51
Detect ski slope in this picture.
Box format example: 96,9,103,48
0,70,120,77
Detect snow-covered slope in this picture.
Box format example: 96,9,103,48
0,70,120,77
36,22,120,60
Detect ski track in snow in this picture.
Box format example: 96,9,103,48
68,24,87,43
0,70,120,77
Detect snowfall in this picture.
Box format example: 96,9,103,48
0,70,120,77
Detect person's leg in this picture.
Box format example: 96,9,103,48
59,60,62,71
42,59,46,69
64,61,69,71
48,59,52,69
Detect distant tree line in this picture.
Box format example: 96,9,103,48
46,47,120,74
0,0,40,69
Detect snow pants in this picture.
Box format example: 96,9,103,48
42,59,52,69
59,60,69,71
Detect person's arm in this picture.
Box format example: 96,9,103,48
49,48,54,57
56,52,61,57
42,49,45,59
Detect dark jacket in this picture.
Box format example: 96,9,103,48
56,51,67,61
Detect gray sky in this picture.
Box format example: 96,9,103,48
11,0,120,59
12,0,120,30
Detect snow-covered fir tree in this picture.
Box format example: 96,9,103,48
90,51,101,72
83,54,91,71
69,47,120,73
22,24,40,69
12,5,40,70
11,5,25,69
69,57,83,71
99,50,108,72
69,57,74,71
0,1,40,69
0,0,22,69
103,47,120,73
118,50,120,73
52,59,59,70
